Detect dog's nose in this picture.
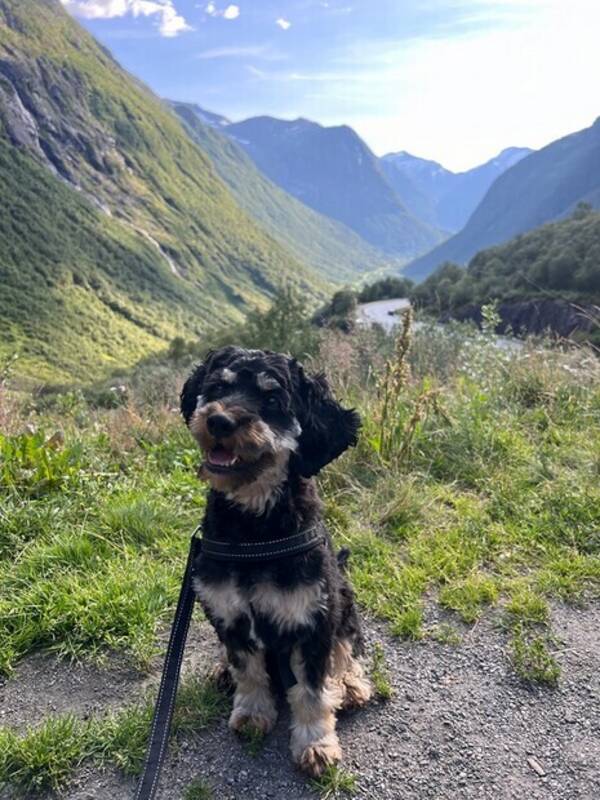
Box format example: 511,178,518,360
207,413,237,438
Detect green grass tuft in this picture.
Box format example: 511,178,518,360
510,627,561,686
311,765,357,799
370,643,393,700
183,778,214,800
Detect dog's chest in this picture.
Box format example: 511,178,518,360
193,575,326,640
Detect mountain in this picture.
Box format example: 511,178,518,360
177,103,231,129
381,147,532,232
404,119,600,281
224,115,444,259
169,101,387,282
0,0,321,383
411,205,600,342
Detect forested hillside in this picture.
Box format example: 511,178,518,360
411,206,600,342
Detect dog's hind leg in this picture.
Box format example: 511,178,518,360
287,648,344,778
229,648,278,735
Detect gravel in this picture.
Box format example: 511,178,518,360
1,604,599,800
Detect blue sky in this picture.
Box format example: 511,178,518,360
61,1,600,171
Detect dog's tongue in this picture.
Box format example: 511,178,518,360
209,446,235,465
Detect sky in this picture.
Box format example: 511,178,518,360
61,0,600,171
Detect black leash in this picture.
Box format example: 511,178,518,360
134,524,324,800
134,530,201,800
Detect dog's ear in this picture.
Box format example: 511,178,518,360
292,362,360,478
180,360,209,425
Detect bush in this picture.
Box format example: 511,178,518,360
208,285,321,360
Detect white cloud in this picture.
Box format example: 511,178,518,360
276,17,291,30
61,0,191,37
205,2,240,19
197,45,284,61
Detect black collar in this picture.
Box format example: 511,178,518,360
198,524,324,562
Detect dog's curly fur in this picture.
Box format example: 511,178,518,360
180,346,371,776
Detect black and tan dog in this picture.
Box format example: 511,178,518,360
180,346,371,776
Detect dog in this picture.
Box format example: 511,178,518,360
180,345,371,777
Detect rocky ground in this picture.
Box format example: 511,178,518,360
1,604,599,800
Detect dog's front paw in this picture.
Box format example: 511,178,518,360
229,706,277,735
297,739,342,777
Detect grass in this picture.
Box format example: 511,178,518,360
509,626,561,686
370,643,393,700
311,765,357,799
1,316,599,793
183,778,214,800
0,674,228,794
238,723,267,757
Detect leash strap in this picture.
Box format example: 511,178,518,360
134,532,201,800
134,524,323,798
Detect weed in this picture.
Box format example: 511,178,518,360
238,723,267,757
431,624,462,645
311,765,357,799
370,643,393,700
183,778,214,800
510,626,561,686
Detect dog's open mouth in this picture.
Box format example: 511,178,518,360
205,445,247,473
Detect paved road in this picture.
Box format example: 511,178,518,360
356,298,411,332
357,297,522,351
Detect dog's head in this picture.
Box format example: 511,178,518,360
180,346,360,505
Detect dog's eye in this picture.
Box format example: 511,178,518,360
265,395,280,410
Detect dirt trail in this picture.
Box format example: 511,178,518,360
1,605,599,800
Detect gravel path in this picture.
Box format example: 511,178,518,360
2,605,599,800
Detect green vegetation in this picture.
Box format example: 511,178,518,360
412,206,600,314
239,723,267,757
0,674,227,794
0,0,324,383
171,101,387,283
183,778,214,800
510,626,560,686
357,276,416,303
1,294,600,793
311,765,357,799
370,643,393,700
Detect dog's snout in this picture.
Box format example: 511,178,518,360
207,413,237,438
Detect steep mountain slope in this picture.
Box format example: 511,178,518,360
405,119,600,281
381,147,532,232
169,101,387,282
225,115,444,258
0,0,320,382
